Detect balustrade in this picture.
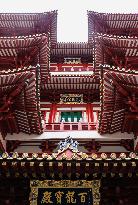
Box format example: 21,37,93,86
50,63,93,73
44,122,96,131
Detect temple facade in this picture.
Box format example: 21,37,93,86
0,11,138,205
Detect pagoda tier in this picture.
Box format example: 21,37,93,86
48,42,101,95
42,75,99,93
0,66,42,137
0,11,57,45
99,65,138,135
95,34,138,70
0,34,50,82
88,11,138,43
51,42,93,63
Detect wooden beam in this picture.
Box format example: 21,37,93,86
6,140,21,153
111,78,138,112
90,13,109,32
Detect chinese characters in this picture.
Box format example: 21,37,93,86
40,189,90,204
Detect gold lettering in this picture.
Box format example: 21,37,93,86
41,191,53,204
66,191,76,203
78,192,87,203
55,191,64,204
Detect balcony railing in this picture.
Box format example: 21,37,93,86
50,63,94,72
44,122,96,131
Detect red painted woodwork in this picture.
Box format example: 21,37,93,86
0,11,57,45
44,122,96,131
0,80,28,115
48,104,57,123
0,10,137,152
50,63,94,72
51,42,93,63
88,11,138,41
86,103,94,122
0,34,50,82
0,12,138,205
0,67,43,135
99,66,138,135
52,104,57,123
43,102,97,128
94,34,138,72
40,141,57,153
41,103,100,108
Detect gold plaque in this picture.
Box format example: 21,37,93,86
30,180,100,205
60,94,83,104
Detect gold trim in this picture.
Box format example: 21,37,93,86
60,94,83,104
30,180,100,205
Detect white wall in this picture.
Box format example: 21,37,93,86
99,146,127,152
6,131,134,141
15,145,41,153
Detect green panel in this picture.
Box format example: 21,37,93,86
61,111,82,122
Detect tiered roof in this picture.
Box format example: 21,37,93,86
41,76,100,102
99,66,138,134
41,75,99,97
48,42,99,100
51,42,93,62
0,34,50,82
88,11,138,42
0,11,57,45
87,11,138,136
0,10,137,139
0,66,42,135
95,34,138,70
0,13,52,137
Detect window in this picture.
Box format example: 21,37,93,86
60,111,82,122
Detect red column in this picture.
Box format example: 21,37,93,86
48,106,52,123
48,104,57,123
89,103,94,122
52,104,57,123
86,103,94,122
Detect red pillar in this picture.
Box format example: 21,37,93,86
86,103,94,122
48,104,57,123
48,105,53,123
52,103,57,123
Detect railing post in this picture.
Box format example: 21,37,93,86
88,123,90,130
52,124,54,131
60,122,64,131
78,122,82,130
44,122,97,132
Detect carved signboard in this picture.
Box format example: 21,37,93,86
30,180,100,205
64,58,81,64
60,94,83,104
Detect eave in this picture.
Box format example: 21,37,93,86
0,151,137,179
88,11,138,41
0,11,57,46
99,65,138,134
